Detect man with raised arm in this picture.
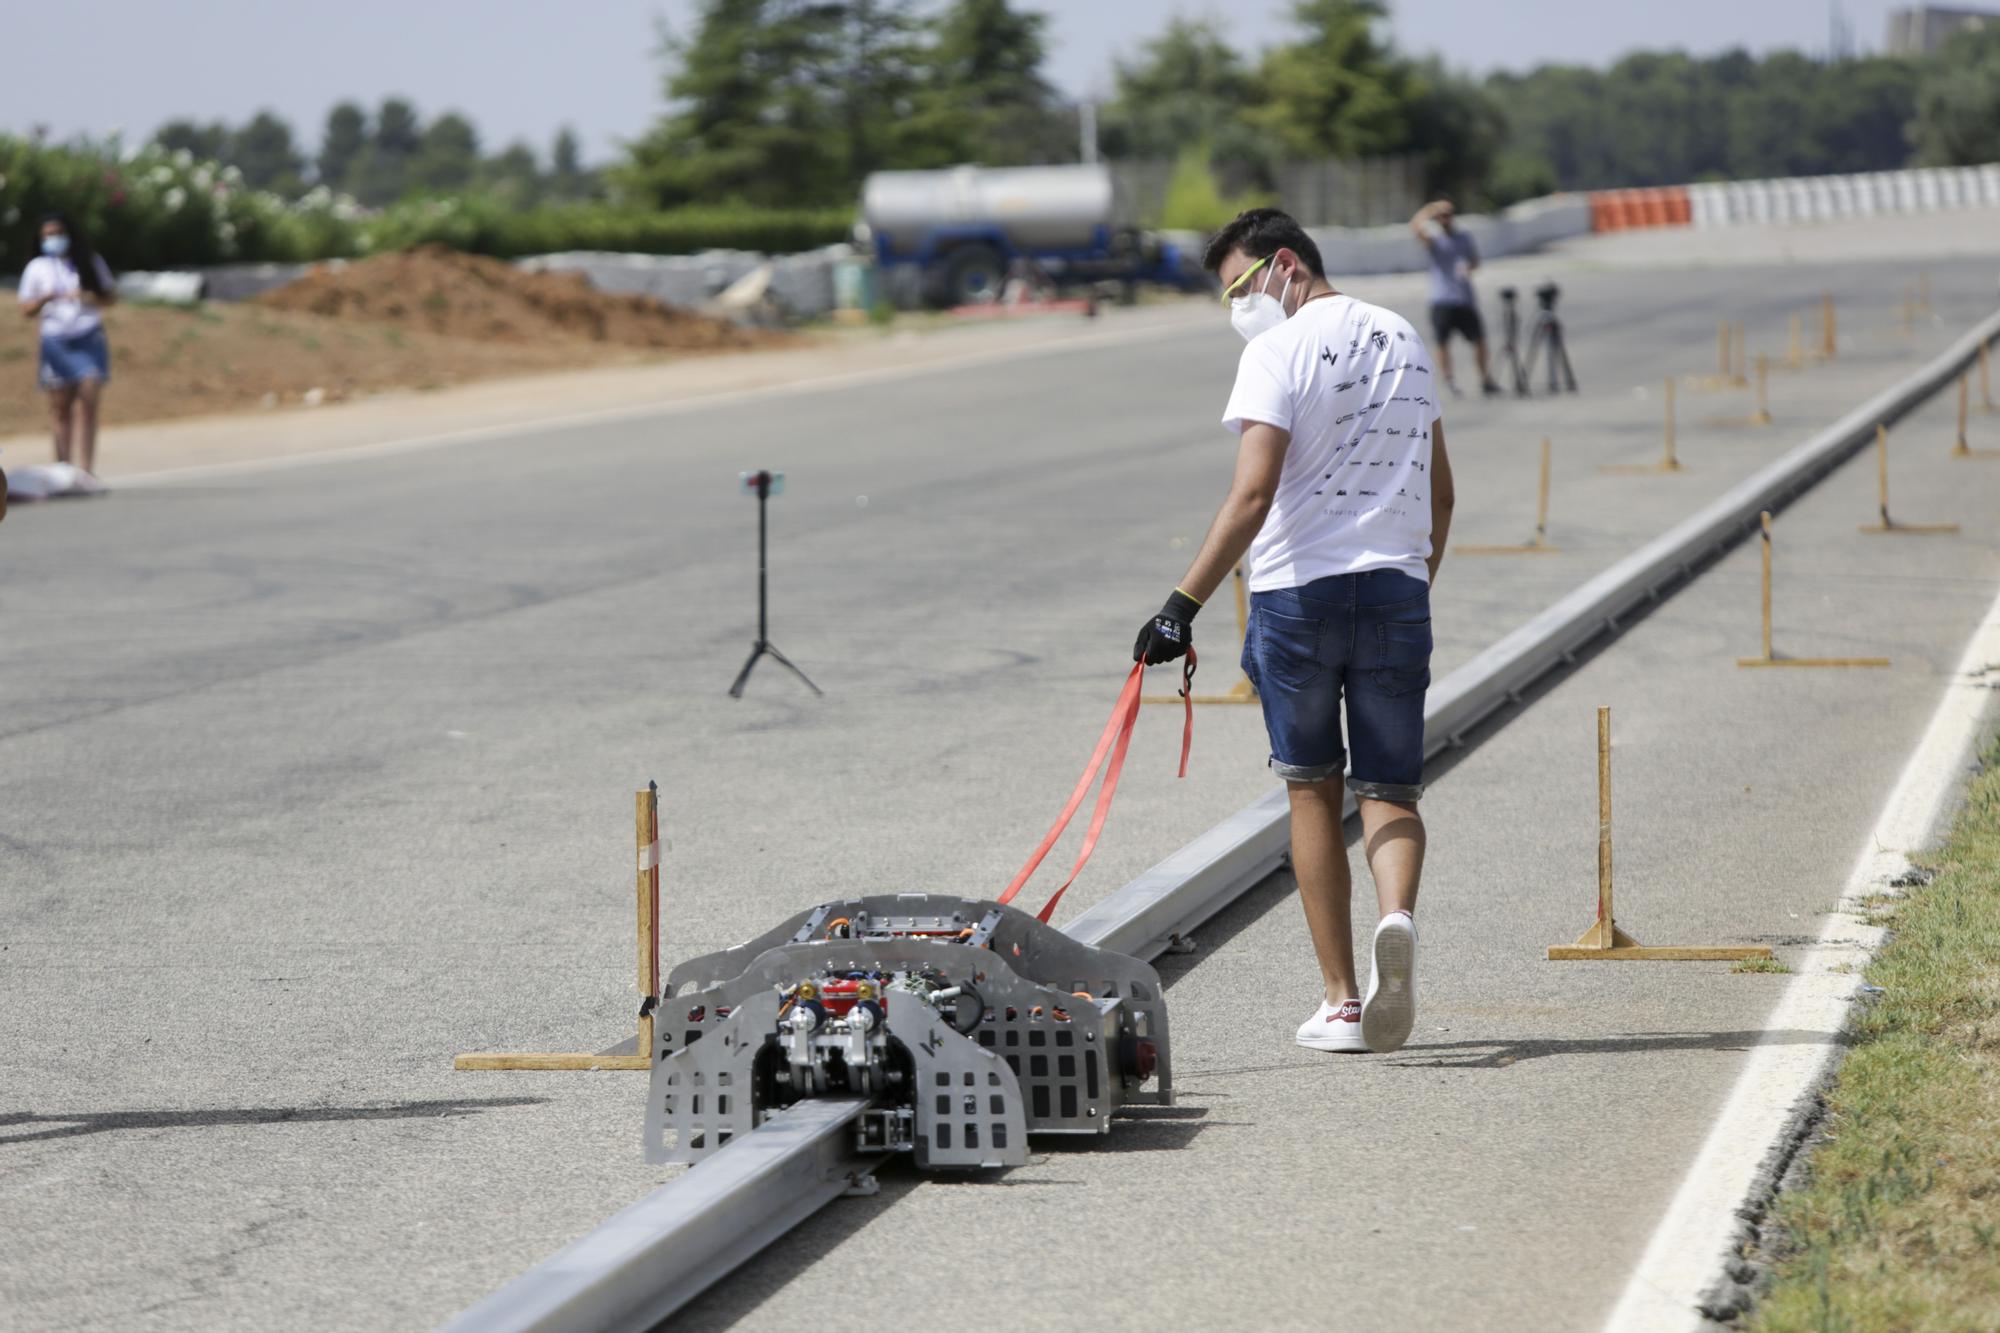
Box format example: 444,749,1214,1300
1411,197,1500,397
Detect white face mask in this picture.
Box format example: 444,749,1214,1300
1229,262,1293,343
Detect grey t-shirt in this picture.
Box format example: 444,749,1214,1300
1423,228,1478,307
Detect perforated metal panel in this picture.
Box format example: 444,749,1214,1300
646,991,778,1164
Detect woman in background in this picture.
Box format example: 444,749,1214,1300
17,213,115,480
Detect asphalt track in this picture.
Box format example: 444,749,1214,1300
3,246,1998,1331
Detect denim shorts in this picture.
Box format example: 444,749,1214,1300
1241,568,1432,800
38,327,111,391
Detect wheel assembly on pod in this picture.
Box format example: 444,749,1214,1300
645,894,1171,1170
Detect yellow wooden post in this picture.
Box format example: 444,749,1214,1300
1664,377,1678,469
1751,354,1772,425
1548,707,1770,961
1863,422,1957,534
1732,321,1748,386
1738,510,1891,667
636,782,661,1059
1595,706,1614,947
1820,293,1836,359
1786,314,1803,369
1534,437,1552,545
1757,511,1773,662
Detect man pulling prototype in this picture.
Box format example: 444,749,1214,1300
1132,208,1455,1054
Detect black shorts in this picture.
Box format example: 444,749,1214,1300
1430,302,1484,345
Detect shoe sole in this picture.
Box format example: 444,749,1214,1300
1295,1031,1368,1053
1361,920,1416,1053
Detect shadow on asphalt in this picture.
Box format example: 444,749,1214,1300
0,1096,548,1145
1386,1028,1839,1068
1178,1027,1839,1080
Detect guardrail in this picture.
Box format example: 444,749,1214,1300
442,309,2000,1332
1595,162,2000,232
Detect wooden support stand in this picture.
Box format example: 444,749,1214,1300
454,784,664,1071
1782,314,1804,371
1602,379,1685,474
1814,293,1837,361
1461,437,1559,554
1861,423,1958,535
1548,708,1772,962
1951,371,2000,459
1144,565,1258,705
1736,511,1890,669
1710,355,1773,429
1689,321,1747,391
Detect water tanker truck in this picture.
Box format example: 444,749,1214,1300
859,163,1209,307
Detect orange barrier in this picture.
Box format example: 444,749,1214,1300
1588,187,1693,232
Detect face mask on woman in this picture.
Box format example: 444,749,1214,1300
41,234,71,258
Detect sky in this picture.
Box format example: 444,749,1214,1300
3,0,1918,165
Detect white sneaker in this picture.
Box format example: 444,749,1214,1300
1361,912,1417,1053
1295,997,1365,1052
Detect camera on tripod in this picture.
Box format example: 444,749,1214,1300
1496,281,1576,396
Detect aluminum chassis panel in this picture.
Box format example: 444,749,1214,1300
440,314,2000,1333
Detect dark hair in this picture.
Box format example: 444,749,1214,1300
40,212,108,296
1203,207,1326,280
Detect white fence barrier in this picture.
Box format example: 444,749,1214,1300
1685,162,2000,228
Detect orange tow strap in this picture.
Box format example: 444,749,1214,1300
998,649,1197,923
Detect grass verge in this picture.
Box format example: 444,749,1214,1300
1748,739,2000,1331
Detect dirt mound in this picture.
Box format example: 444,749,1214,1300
253,245,768,352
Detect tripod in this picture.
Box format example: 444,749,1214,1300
1498,289,1528,396
1520,290,1578,395
728,470,822,699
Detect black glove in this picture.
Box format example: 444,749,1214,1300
1133,588,1202,664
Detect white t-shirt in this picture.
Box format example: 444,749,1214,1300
17,254,114,340
1221,294,1443,591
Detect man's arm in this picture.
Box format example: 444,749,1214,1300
1427,420,1456,583
1408,202,1440,246
1177,421,1289,604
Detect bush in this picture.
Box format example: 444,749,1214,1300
1,134,853,274
360,197,854,259
1159,145,1270,232
0,133,365,270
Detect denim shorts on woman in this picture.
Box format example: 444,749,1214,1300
1240,568,1432,800
38,326,111,391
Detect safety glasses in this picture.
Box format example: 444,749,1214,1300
1219,253,1274,305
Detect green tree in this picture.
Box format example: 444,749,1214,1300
1247,0,1412,160
618,0,851,208
1400,59,1505,201
483,141,543,208
154,119,230,161
550,126,588,200
347,97,424,205
231,110,306,193
914,0,1068,165
1908,24,2000,166
1100,18,1261,167
318,102,368,190
412,111,480,192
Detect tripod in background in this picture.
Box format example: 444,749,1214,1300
728,469,823,700
1519,282,1578,396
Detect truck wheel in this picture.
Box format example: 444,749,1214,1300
940,245,1005,306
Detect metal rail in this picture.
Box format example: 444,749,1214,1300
437,1097,873,1333
442,313,2000,1332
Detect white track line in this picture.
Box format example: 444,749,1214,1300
1605,579,2000,1330
116,312,1212,489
